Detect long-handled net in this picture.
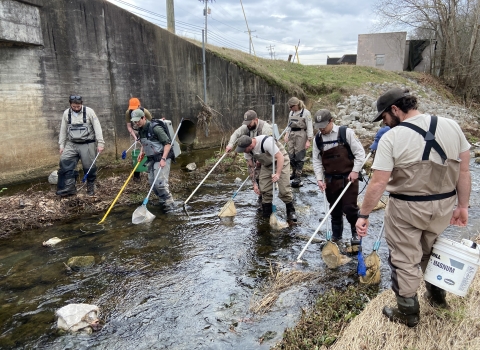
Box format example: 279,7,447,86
132,118,184,225
359,222,385,284
269,96,288,230
297,152,372,267
321,192,351,268
218,174,251,217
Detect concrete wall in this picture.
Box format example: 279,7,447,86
0,0,43,45
0,0,290,184
357,32,407,71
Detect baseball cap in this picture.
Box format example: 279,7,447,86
373,88,409,122
313,109,332,129
130,109,145,122
242,110,258,125
128,98,141,110
370,126,391,150
235,135,253,153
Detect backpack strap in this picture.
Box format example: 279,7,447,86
338,125,354,160
399,115,447,164
260,135,271,153
314,132,339,157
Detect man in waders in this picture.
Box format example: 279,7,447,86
284,97,313,187
226,110,273,202
236,135,297,222
312,109,365,251
56,95,105,197
125,97,153,182
131,109,175,210
356,88,471,327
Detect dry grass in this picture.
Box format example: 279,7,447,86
331,275,480,350
250,263,320,314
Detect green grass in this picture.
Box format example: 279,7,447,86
185,38,418,109
273,285,379,349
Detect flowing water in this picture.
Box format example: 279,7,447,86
1,155,479,349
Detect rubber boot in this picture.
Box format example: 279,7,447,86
56,177,77,196
87,182,95,196
424,282,449,309
290,169,296,180
331,218,343,243
286,202,297,222
262,203,273,218
382,294,420,328
349,224,361,254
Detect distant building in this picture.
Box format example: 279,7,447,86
357,32,433,72
327,56,341,65
327,54,357,65
338,54,357,65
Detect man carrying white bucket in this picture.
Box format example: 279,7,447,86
355,88,471,327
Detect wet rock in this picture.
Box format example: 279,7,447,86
234,177,242,184
186,163,197,171
474,150,480,158
43,237,62,246
67,256,95,269
55,303,99,333
475,157,480,164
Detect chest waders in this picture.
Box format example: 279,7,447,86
57,107,96,196
316,128,359,245
287,109,308,186
254,135,297,222
383,116,458,327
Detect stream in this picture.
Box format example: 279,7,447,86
1,153,479,349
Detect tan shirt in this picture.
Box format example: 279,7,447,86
373,114,470,171
312,124,366,181
244,136,279,161
59,106,105,149
227,120,273,149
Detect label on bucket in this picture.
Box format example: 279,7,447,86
424,242,479,297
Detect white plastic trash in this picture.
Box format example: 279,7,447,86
424,237,480,297
56,303,99,332
48,170,58,185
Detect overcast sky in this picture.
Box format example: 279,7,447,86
107,0,379,65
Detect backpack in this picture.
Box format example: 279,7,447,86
315,125,354,160
147,119,176,162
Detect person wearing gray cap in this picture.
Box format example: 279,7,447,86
284,97,313,187
312,109,366,250
226,110,273,201
132,109,175,210
356,88,471,327
236,134,297,222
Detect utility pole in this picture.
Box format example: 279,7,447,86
166,0,175,34
240,0,257,59
198,0,213,45
244,29,256,55
266,45,275,59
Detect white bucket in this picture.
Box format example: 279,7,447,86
424,237,480,297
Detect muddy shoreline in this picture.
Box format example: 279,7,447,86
0,152,245,238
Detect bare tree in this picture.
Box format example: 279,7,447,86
374,0,480,102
